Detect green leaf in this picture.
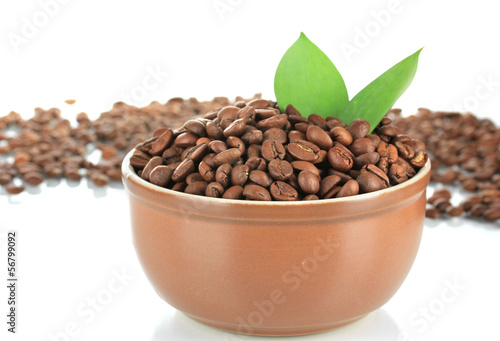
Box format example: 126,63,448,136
338,48,423,132
274,32,348,118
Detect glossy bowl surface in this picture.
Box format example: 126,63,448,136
122,150,431,336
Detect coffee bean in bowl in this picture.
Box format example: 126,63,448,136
122,98,431,336
129,100,428,201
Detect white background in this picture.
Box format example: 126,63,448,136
1,1,500,340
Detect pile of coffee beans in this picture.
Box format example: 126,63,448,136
391,109,500,222
130,99,428,201
0,95,260,194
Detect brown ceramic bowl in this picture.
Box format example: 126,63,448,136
122,150,431,336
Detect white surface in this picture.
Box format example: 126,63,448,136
1,1,500,340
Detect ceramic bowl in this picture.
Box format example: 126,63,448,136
122,149,431,336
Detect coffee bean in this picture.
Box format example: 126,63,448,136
426,207,441,219
460,195,482,212
318,175,342,198
223,185,244,199
149,129,174,156
224,118,246,137
350,138,375,156
245,157,267,171
446,206,464,217
262,127,287,144
388,164,408,185
241,129,263,145
185,143,209,161
186,172,205,185
354,152,381,169
347,119,370,140
209,140,228,154
330,126,352,146
213,148,242,167
256,114,288,130
308,114,328,130
206,182,225,197
171,159,195,182
270,181,298,201
185,181,208,196
287,140,320,162
336,179,359,198
306,126,333,150
215,163,232,188
149,165,173,187
198,161,215,182
327,147,353,172
268,158,293,181
23,171,44,185
237,106,256,123
6,184,25,195
288,130,306,143
206,121,224,140
141,156,163,180
483,206,500,221
243,184,271,201
303,194,319,200
231,165,250,186
249,170,273,188
261,140,285,161
184,120,206,136
357,172,388,193
217,106,240,121
298,171,320,195
291,161,320,177
361,164,389,187
174,132,198,148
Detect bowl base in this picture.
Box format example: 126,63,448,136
183,312,368,336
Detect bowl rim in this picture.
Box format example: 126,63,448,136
122,149,431,206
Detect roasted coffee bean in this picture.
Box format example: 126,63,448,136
249,170,273,188
198,161,215,182
243,184,272,201
6,184,25,194
245,157,267,171
256,114,288,130
185,143,209,161
288,130,306,143
354,152,380,169
141,156,163,180
185,181,209,196
350,138,375,156
149,165,173,187
89,172,109,187
483,206,500,221
336,179,359,198
330,126,352,146
23,171,44,185
357,172,388,193
268,158,293,181
215,163,232,188
213,148,242,167
206,182,225,197
306,126,333,150
308,114,328,130
433,198,452,212
287,140,320,162
149,129,174,156
347,119,370,140
174,132,198,148
247,144,260,158
270,181,298,201
291,161,320,177
426,207,441,219
303,194,319,200
130,153,151,169
231,165,250,186
388,163,408,184
361,164,389,187
395,157,416,178
223,185,244,199
238,106,256,123
298,171,320,195
224,118,246,137
261,140,285,161
262,128,287,144
184,120,206,136
171,159,195,182
387,144,398,164
460,195,483,212
209,140,228,154
186,172,205,185
206,121,224,140
327,147,353,172
328,169,353,184
241,129,263,145
217,106,239,121
446,206,464,217
318,175,342,198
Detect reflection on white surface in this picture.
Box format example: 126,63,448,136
152,309,401,341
